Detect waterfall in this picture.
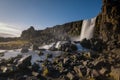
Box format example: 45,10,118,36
80,17,96,41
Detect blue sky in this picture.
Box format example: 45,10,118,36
0,0,102,30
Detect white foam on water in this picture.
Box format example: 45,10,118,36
0,49,21,59
39,43,55,49
0,49,62,66
55,41,61,49
0,50,6,53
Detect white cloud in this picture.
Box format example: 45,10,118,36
0,22,22,37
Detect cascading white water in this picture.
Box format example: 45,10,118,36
80,17,96,41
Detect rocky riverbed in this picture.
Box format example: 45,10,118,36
0,41,120,80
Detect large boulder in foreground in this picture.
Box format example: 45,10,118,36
16,55,32,69
80,38,106,52
50,41,77,52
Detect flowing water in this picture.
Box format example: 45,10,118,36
80,17,96,41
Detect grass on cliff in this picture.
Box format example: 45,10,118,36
0,40,29,49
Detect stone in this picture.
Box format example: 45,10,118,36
63,57,69,64
21,47,29,53
91,69,100,77
82,61,88,66
66,72,75,80
58,41,77,52
47,67,60,78
74,66,83,77
32,63,40,71
83,52,91,59
16,55,32,69
99,67,107,75
1,66,8,73
32,71,39,77
110,67,120,80
47,54,53,58
80,38,105,52
31,44,39,50
38,51,44,56
0,52,4,57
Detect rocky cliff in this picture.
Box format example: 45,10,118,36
21,20,83,45
94,0,120,50
21,0,120,50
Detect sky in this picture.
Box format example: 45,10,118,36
0,0,102,37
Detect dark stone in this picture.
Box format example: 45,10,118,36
16,55,32,69
47,54,53,58
31,44,39,50
31,63,40,72
59,41,77,52
0,52,4,57
80,38,106,52
21,47,29,53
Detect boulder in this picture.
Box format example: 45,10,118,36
110,67,120,80
80,38,106,52
59,41,77,52
0,52,4,57
16,55,32,69
99,67,107,75
31,44,39,50
73,66,83,77
46,54,53,58
31,63,40,71
91,69,100,77
32,71,39,77
66,72,75,80
21,47,29,53
38,51,44,56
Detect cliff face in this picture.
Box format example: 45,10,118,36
21,20,83,45
94,0,120,50
21,0,120,48
100,0,120,41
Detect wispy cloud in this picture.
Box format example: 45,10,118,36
0,22,22,37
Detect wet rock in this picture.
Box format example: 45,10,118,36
31,44,39,50
21,47,29,53
31,63,40,71
80,38,106,52
54,41,77,52
47,54,53,58
0,52,4,57
0,65,17,74
38,51,44,56
13,55,23,64
16,55,31,69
